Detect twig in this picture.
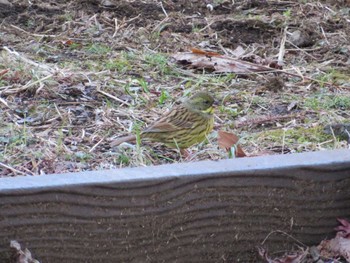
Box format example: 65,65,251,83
89,137,105,153
0,162,28,176
217,42,229,56
1,74,54,95
234,113,305,128
261,230,307,247
3,46,55,74
10,24,58,38
112,18,119,38
320,26,330,45
0,85,12,91
277,27,287,66
96,87,131,106
22,75,51,92
199,17,216,33
152,16,170,33
159,1,168,17
241,68,341,88
35,82,45,94
323,5,336,15
285,40,318,60
90,14,102,31
125,14,141,23
54,103,63,119
291,65,304,81
0,96,10,108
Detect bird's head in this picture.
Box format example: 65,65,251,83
185,92,215,114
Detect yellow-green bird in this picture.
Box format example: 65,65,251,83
111,92,215,150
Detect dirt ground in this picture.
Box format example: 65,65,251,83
0,0,350,176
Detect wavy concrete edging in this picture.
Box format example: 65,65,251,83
1,149,350,262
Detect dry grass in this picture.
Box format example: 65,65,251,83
0,0,349,176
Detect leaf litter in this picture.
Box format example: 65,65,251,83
0,0,349,177
258,218,350,263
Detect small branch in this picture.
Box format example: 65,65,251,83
159,1,168,17
3,46,56,74
96,87,131,106
234,113,305,128
10,24,58,38
89,137,105,153
0,96,10,108
320,26,330,45
112,18,119,38
1,74,54,95
277,27,287,66
0,162,28,176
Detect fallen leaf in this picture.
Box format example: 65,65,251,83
318,233,350,262
317,218,350,261
65,39,74,45
0,68,9,77
173,48,274,74
190,47,221,57
10,240,40,263
335,218,350,237
218,130,246,157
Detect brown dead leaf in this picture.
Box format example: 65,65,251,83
317,233,350,262
173,48,274,74
0,69,9,77
190,47,221,57
218,130,246,157
335,218,350,237
317,218,350,261
65,39,74,45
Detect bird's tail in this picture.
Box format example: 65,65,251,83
110,135,137,147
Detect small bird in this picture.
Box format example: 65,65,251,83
111,92,215,150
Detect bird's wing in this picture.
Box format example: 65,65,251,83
143,106,192,133
144,121,181,133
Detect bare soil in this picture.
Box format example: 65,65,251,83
0,0,350,176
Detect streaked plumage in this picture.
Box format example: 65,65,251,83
111,92,215,149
